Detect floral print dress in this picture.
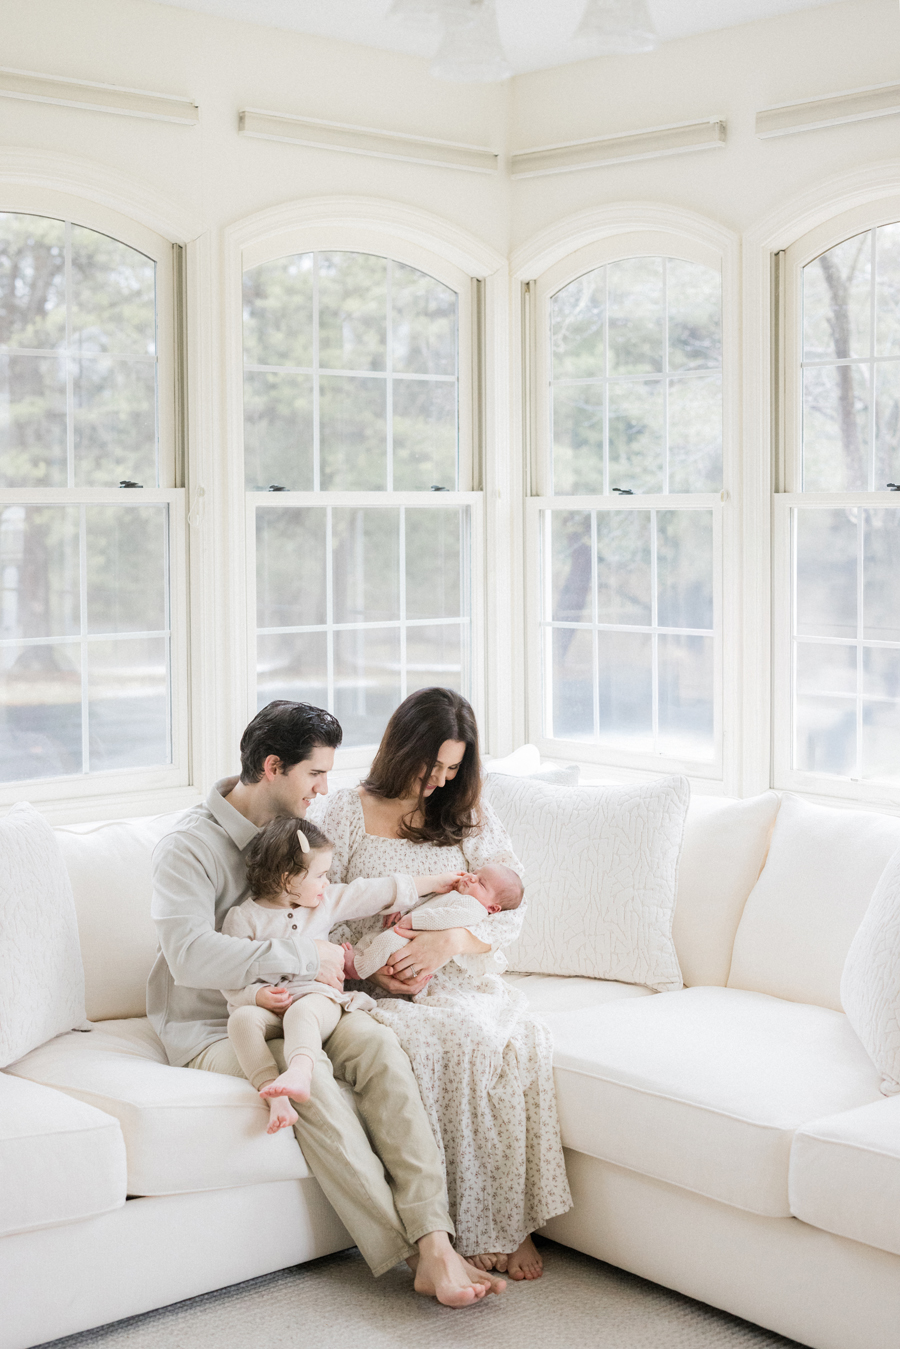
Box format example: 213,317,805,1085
318,787,572,1257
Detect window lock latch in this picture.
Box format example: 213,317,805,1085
887,483,900,492
267,484,287,492
611,487,633,495
119,480,143,489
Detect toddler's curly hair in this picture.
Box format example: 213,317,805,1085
245,816,332,901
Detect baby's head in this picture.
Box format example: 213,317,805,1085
458,863,523,914
246,817,333,908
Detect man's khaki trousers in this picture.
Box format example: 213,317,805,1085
189,1009,452,1276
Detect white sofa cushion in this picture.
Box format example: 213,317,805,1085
727,794,900,1011
6,1018,312,1196
55,811,187,1022
0,1072,126,1236
0,802,86,1067
548,986,881,1217
673,792,780,987
789,1096,900,1257
504,971,654,1017
841,846,900,1094
483,774,689,991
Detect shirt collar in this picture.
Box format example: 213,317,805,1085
206,777,260,852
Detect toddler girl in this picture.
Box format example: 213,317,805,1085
220,816,461,1135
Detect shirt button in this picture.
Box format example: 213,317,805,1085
292,924,298,930
306,962,316,973
287,912,293,918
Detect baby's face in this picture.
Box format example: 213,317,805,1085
456,869,501,911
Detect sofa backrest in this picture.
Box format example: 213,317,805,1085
727,793,900,1011
55,811,188,1021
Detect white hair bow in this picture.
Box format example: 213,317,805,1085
296,828,310,854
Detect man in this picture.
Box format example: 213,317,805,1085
147,700,502,1307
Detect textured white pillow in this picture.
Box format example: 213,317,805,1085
482,774,689,991
841,847,900,1095
0,802,86,1067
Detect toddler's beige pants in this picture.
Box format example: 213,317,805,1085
227,994,342,1091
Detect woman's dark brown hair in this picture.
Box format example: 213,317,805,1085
245,817,332,901
362,687,482,846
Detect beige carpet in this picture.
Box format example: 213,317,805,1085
41,1240,805,1349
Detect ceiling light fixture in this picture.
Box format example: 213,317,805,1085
389,0,513,83
575,0,660,55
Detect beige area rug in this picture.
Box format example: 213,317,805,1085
41,1240,804,1349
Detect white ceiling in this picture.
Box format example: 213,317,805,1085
148,0,841,75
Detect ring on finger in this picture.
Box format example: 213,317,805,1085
410,967,419,979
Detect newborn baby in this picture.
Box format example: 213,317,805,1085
344,863,524,983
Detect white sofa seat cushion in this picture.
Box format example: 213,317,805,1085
789,1096,900,1257
548,986,882,1217
6,1018,312,1196
504,972,654,1017
0,1073,126,1237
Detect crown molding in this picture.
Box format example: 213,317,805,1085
510,119,726,179
0,66,198,124
756,81,900,139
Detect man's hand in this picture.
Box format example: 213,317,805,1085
314,939,345,991
256,985,291,1012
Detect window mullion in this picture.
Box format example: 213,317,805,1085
312,252,321,494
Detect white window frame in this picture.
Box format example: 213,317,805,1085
231,219,489,773
773,196,900,809
0,191,189,812
522,225,739,787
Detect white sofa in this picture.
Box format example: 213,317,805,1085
3,786,900,1349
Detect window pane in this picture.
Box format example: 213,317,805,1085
796,642,856,697
667,259,721,372
257,631,328,711
596,511,651,625
0,642,82,779
318,253,386,372
392,263,456,376
392,378,456,491
0,213,66,350
876,224,900,358
550,510,592,624
608,378,664,493
84,505,167,635
862,697,900,782
0,504,80,640
406,623,462,695
70,227,155,357
0,354,67,488
256,508,326,630
795,508,857,639
668,375,722,493
551,271,604,381
406,508,461,620
657,633,714,759
795,696,856,775
73,356,157,487
802,362,869,491
803,232,871,361
319,375,386,491
243,255,314,368
332,508,399,625
597,630,652,747
552,383,603,494
550,627,593,739
243,371,313,491
875,361,900,490
334,626,400,746
863,509,900,641
87,636,168,770
657,510,713,630
607,258,663,375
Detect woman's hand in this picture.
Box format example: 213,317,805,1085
256,985,291,1013
385,926,491,984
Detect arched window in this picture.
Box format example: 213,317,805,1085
774,216,900,801
527,238,727,776
242,243,480,754
0,207,186,799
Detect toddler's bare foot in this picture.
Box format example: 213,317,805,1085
506,1235,543,1281
471,1252,508,1272
265,1094,298,1134
408,1232,505,1307
259,1054,314,1105
342,942,360,981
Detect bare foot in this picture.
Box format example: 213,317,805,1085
265,1094,298,1134
506,1235,543,1281
408,1232,506,1307
259,1054,314,1106
470,1253,508,1272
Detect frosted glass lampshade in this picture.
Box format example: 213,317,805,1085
429,2,513,82
575,0,660,54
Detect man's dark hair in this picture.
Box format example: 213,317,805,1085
239,701,342,784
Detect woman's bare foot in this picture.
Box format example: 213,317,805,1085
408,1232,506,1307
265,1094,298,1134
506,1235,543,1281
259,1054,314,1106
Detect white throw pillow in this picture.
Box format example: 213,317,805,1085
482,774,689,991
841,847,900,1095
0,802,86,1067
728,794,900,1011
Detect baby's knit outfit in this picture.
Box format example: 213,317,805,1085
352,891,489,981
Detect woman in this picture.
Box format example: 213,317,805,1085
321,687,571,1280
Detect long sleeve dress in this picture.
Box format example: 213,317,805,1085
318,787,572,1258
